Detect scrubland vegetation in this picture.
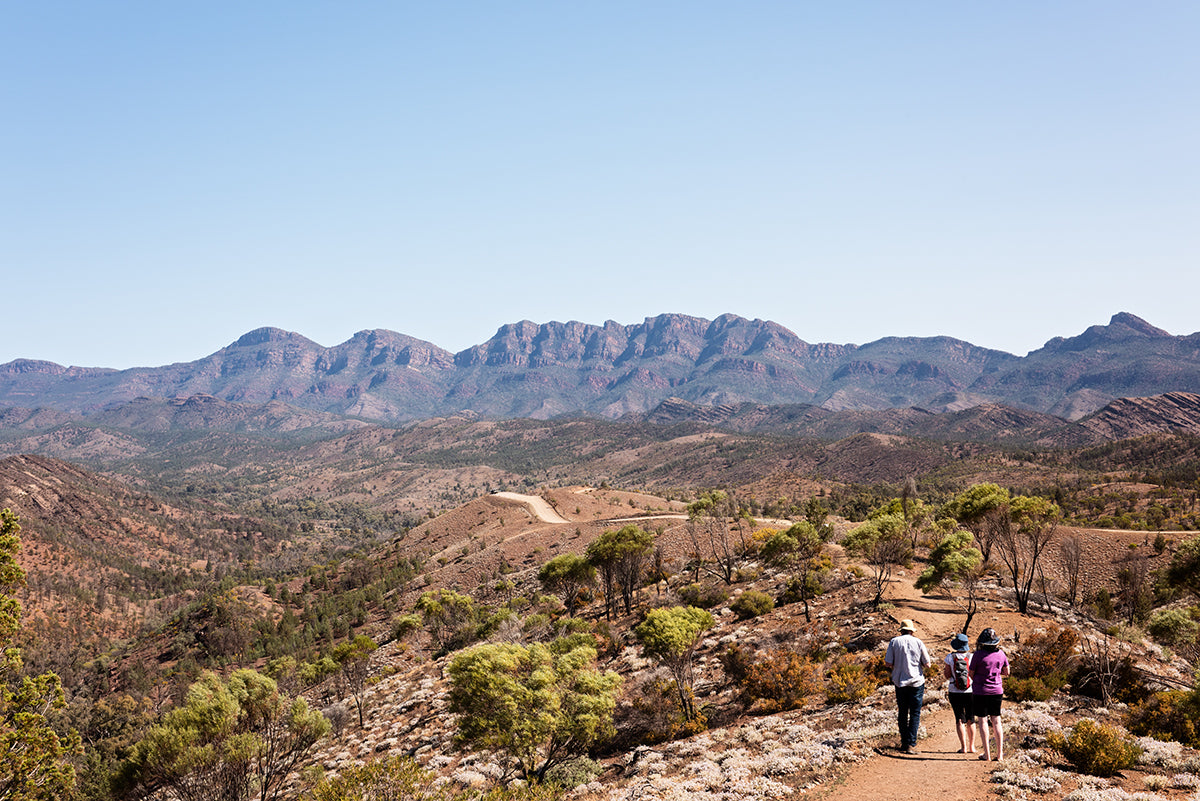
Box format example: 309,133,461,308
6,447,1200,800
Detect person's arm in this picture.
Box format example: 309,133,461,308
1001,652,1011,677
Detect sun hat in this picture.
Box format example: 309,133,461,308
951,633,970,652
899,619,916,633
977,628,1000,647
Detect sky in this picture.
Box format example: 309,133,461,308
3,3,1198,369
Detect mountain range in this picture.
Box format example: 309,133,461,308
2,312,1198,423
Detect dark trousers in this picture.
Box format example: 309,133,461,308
895,684,925,748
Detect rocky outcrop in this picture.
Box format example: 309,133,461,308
1077,391,1200,440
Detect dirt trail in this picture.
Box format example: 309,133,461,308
829,713,998,801
823,575,1021,801
491,492,570,524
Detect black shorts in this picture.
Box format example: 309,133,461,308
948,692,975,723
973,694,1002,718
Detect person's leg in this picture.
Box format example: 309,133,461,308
895,687,913,748
906,684,925,751
952,694,975,753
993,713,1005,760
977,715,992,760
951,695,964,751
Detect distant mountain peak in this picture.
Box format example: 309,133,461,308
231,327,319,349
1107,312,1170,338
1038,312,1171,354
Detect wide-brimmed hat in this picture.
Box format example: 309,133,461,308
899,619,916,633
951,633,970,652
977,628,1000,647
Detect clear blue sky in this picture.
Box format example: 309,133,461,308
3,3,1197,368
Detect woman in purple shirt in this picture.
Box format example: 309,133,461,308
969,628,1010,761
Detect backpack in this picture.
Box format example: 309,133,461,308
951,652,970,691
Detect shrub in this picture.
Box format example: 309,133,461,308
780,572,827,606
447,642,621,781
1006,676,1059,703
1146,609,1199,648
390,613,421,642
824,656,879,704
741,650,820,713
1090,588,1115,620
1047,718,1142,777
308,756,565,801
1126,688,1200,747
543,756,603,789
1008,626,1077,701
731,590,775,620
614,673,706,748
676,582,730,609
719,644,754,686
1070,650,1146,705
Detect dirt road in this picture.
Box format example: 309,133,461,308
491,492,570,524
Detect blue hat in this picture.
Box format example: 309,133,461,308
951,633,970,652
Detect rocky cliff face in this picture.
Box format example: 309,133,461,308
1,313,1197,423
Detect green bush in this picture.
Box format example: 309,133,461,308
1090,588,1115,620
1146,609,1199,648
390,613,421,642
543,757,603,789
1047,719,1141,777
1006,676,1059,703
730,590,775,620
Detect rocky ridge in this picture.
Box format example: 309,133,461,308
3,313,1200,423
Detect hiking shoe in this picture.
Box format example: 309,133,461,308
901,746,916,754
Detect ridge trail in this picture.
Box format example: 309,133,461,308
821,573,1019,801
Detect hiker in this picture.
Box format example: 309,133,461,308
969,627,1010,761
942,632,976,754
883,618,932,754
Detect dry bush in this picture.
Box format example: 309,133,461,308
741,649,821,713
1126,688,1200,748
824,655,882,704
610,671,705,749
1007,626,1078,702
1071,635,1145,705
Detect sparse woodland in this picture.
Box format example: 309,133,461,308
4,409,1200,801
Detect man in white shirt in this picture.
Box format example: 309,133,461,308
883,618,932,754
